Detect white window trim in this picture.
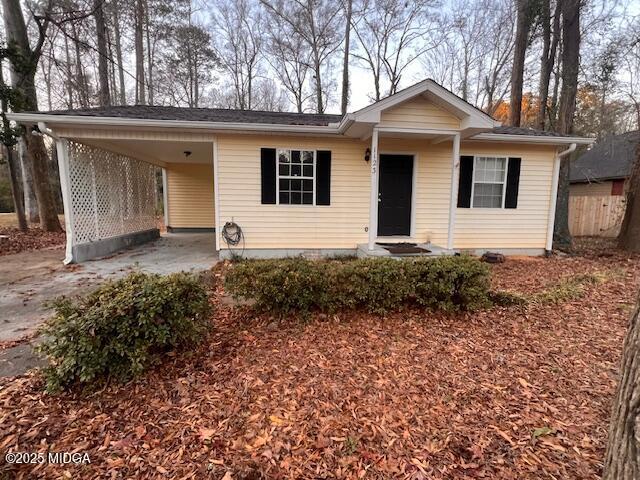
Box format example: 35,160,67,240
275,148,317,206
470,155,508,209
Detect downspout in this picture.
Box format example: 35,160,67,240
37,122,75,264
545,143,576,254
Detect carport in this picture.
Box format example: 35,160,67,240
35,120,217,264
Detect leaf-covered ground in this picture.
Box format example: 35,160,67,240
1,245,639,479
0,226,66,257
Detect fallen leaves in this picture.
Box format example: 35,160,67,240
0,245,638,479
0,226,66,257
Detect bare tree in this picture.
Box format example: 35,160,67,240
341,0,352,114
536,0,560,130
2,0,63,232
135,0,146,104
94,0,111,106
260,0,342,113
508,0,535,127
351,0,438,101
213,0,262,110
109,0,126,105
603,288,640,478
553,0,582,250
617,144,640,252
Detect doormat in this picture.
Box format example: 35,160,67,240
377,242,431,255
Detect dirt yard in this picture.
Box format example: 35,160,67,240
0,213,66,257
1,244,638,479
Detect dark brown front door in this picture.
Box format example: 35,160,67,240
377,154,413,236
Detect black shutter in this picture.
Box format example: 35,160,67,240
505,157,521,209
316,150,331,205
457,156,474,208
260,148,276,204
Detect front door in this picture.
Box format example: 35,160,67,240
377,154,413,236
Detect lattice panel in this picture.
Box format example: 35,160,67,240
67,141,157,246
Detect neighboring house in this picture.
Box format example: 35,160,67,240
570,130,638,197
8,79,593,263
568,131,637,237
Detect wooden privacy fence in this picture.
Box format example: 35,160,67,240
569,195,627,237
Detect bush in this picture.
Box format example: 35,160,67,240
38,272,211,393
225,255,491,315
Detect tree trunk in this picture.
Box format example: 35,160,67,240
18,138,38,223
2,0,63,232
509,0,531,127
341,0,352,115
617,145,640,252
144,0,153,105
553,0,581,251
536,0,560,131
112,0,126,105
94,0,111,107
5,146,28,231
71,21,89,108
603,289,640,479
135,0,146,105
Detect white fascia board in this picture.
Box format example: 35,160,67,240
6,112,341,135
471,133,595,145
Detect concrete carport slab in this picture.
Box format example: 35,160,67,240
1,233,217,343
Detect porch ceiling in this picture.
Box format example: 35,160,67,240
72,138,213,167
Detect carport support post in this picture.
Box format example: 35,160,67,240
368,128,379,250
447,134,461,251
161,168,169,229
55,138,75,264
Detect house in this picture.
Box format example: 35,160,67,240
567,130,637,237
8,79,593,263
570,130,638,197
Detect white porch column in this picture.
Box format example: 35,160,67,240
55,138,75,264
368,128,380,250
446,134,461,251
212,135,221,251
161,168,169,229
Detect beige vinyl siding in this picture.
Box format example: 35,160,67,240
216,135,370,249
570,181,613,196
166,163,215,228
216,135,557,251
379,96,460,130
455,143,557,249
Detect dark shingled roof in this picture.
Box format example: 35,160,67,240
41,105,344,126
488,126,574,137
570,131,638,183
34,105,577,139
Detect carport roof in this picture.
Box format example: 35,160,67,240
37,105,344,126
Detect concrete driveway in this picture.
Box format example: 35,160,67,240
1,233,218,342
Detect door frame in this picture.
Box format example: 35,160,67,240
377,151,418,240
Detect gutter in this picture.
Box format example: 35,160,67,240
545,143,577,253
7,112,342,135
472,133,594,145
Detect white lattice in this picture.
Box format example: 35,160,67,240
68,141,157,246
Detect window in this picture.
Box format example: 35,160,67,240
277,149,315,205
472,157,507,208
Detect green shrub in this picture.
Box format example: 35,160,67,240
38,272,211,393
225,255,491,315
411,256,491,312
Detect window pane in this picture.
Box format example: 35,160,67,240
302,179,313,192
279,192,290,204
291,179,302,191
292,150,301,164
291,192,301,204
278,150,290,164
303,165,313,177
473,183,503,208
291,164,301,176
476,157,506,184
302,151,314,164
279,164,289,176
303,193,313,204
